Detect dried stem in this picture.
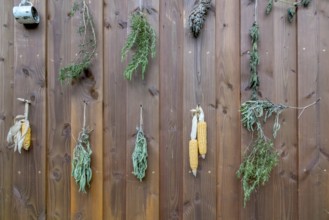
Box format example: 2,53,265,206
285,98,321,119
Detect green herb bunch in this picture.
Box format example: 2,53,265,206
72,128,92,193
132,127,148,181
237,137,278,206
59,0,97,83
238,99,287,205
121,11,156,80
188,0,211,38
266,0,312,23
249,22,260,97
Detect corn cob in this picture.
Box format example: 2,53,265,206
197,107,207,159
189,114,198,177
22,121,31,150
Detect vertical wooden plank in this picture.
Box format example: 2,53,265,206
241,0,298,219
0,0,14,218
159,0,184,219
103,0,127,219
240,0,258,216
216,0,241,219
298,0,329,219
47,0,72,218
182,0,216,219
69,0,103,219
11,0,46,219
125,1,160,219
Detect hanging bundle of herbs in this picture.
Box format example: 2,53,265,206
265,0,312,23
121,11,156,80
237,0,320,206
188,0,211,38
71,103,93,193
249,22,260,97
132,105,148,181
59,0,97,83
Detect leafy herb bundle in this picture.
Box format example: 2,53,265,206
249,22,260,97
72,128,92,193
266,0,312,23
132,106,148,181
121,11,156,80
59,0,97,83
132,127,148,181
188,0,211,38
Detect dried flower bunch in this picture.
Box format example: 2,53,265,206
59,0,97,83
121,11,156,80
188,0,211,38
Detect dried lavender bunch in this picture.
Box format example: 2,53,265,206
188,0,211,38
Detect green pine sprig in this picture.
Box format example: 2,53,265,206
59,0,97,83
121,11,156,80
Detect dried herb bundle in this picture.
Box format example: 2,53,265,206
237,137,278,206
249,22,260,96
72,128,92,193
59,0,96,83
238,99,285,205
266,0,312,23
72,103,92,193
121,11,156,80
132,127,148,181
188,0,211,38
132,106,148,181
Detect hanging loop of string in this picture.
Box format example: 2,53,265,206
83,101,87,129
139,105,143,131
139,0,143,11
254,0,258,23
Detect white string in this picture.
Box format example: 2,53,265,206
254,0,258,23
139,0,142,11
139,105,143,130
83,102,87,129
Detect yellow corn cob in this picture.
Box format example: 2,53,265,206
197,107,207,159
189,114,198,177
189,139,198,177
22,122,31,150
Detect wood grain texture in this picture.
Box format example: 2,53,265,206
182,0,217,219
11,0,46,219
216,0,241,219
69,0,103,219
298,0,329,219
0,0,14,219
103,0,128,219
125,0,160,220
46,0,72,219
159,0,184,219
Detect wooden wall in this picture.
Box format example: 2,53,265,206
0,0,328,219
